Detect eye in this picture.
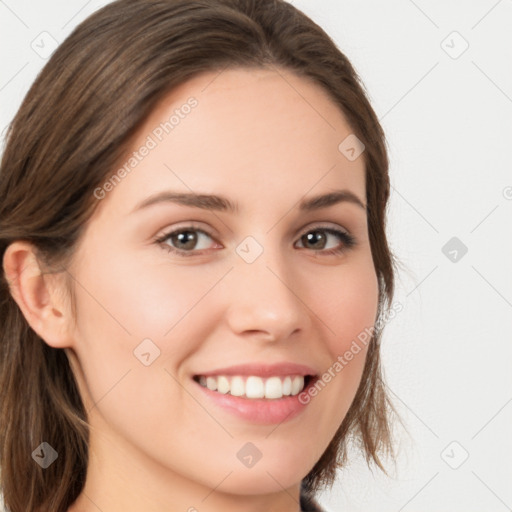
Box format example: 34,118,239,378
154,224,219,257
295,226,356,256
154,224,356,257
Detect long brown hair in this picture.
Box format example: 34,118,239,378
0,0,401,510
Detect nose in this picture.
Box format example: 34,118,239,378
223,243,309,343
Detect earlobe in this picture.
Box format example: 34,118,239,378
2,241,73,349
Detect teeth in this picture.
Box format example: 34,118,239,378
246,376,265,398
217,376,230,394
230,376,245,397
265,377,283,399
196,374,307,399
282,376,292,396
206,376,217,391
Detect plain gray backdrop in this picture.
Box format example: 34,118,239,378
1,1,511,511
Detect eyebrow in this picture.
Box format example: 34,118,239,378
131,188,366,214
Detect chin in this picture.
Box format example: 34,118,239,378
218,468,303,495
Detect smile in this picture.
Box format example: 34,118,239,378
193,374,313,400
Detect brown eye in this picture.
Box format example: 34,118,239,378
300,231,328,250
169,230,199,251
155,227,218,256
295,227,356,255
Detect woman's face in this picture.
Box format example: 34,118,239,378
64,67,378,508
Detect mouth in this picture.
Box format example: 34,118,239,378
192,374,316,400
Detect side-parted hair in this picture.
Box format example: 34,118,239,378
0,1,400,510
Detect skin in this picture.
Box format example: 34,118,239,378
3,67,378,512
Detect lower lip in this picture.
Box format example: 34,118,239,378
193,377,317,425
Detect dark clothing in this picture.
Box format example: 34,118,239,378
300,490,325,512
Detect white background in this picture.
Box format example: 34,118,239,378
1,1,511,511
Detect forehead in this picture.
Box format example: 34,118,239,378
102,67,366,217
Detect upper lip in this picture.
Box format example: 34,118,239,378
194,362,318,378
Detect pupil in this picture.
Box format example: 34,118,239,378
174,231,197,250
304,231,325,249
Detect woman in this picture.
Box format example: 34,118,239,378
0,1,400,511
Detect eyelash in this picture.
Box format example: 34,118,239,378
154,223,356,258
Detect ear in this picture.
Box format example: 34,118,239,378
2,241,74,349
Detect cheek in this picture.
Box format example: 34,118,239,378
67,251,218,453
312,258,379,355
73,247,214,347
301,258,379,424
69,249,223,400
